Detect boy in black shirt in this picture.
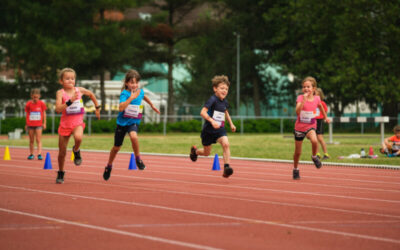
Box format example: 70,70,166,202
190,75,236,178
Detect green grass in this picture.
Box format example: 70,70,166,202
1,133,399,166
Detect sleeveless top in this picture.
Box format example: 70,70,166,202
59,88,85,129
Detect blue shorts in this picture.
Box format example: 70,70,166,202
201,129,227,146
114,124,139,147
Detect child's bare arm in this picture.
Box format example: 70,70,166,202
200,107,220,129
144,96,160,114
79,87,100,119
225,110,236,132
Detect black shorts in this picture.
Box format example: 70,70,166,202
201,129,227,146
316,119,324,135
114,124,139,147
27,126,43,130
294,128,315,141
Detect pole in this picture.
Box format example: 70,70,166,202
236,33,240,116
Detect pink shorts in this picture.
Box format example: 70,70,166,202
58,123,86,136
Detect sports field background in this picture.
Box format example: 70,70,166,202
1,133,398,166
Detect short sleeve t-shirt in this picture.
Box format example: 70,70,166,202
295,95,321,132
315,101,328,119
25,100,47,127
389,135,400,151
202,95,229,133
117,89,145,126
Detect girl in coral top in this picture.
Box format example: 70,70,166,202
55,68,100,184
293,77,330,180
25,89,47,160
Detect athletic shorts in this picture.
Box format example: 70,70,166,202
114,124,139,147
58,123,86,137
201,129,227,146
316,119,324,135
294,128,315,141
27,126,43,130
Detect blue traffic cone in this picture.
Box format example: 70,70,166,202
43,152,52,170
128,153,137,170
212,154,220,171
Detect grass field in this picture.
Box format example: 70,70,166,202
1,133,399,166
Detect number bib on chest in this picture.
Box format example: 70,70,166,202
66,99,84,115
212,110,225,128
123,104,143,119
29,111,41,121
299,111,315,124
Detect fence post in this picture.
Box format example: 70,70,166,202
163,114,167,136
375,117,389,144
240,116,243,135
88,115,92,136
280,117,283,135
329,122,333,144
51,111,55,135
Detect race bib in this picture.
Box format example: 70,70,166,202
315,108,320,117
29,111,41,121
212,110,225,128
123,104,143,119
66,99,84,115
299,111,315,124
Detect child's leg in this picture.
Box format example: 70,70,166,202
28,128,35,155
306,130,318,156
107,146,121,165
72,125,84,151
293,140,303,169
58,135,70,171
317,134,328,154
196,145,212,157
217,136,230,164
128,131,140,158
35,128,43,155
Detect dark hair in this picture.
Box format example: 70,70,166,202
394,125,400,133
121,69,141,91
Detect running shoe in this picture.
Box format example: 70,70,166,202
222,165,233,178
293,169,300,180
322,153,330,160
72,146,82,166
37,154,43,160
312,156,322,169
316,153,321,159
27,154,34,160
190,146,198,162
56,171,65,184
136,159,146,170
103,166,112,181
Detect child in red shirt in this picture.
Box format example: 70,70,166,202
315,88,330,160
25,89,47,160
381,125,400,157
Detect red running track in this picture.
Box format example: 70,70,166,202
0,147,400,250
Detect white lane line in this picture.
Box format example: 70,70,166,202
119,222,242,228
0,225,62,231
1,185,400,245
0,208,221,250
1,166,400,204
2,171,400,221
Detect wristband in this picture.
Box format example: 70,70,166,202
66,100,72,106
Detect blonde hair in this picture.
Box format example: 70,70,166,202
211,75,230,88
58,68,76,80
302,76,317,88
394,125,400,133
30,88,40,96
121,69,141,91
315,88,325,100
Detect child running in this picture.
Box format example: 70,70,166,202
380,125,400,157
190,75,236,178
293,77,330,180
103,69,160,181
314,88,330,160
25,89,47,160
55,68,100,184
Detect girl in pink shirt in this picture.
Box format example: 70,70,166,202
55,68,100,184
293,77,329,180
